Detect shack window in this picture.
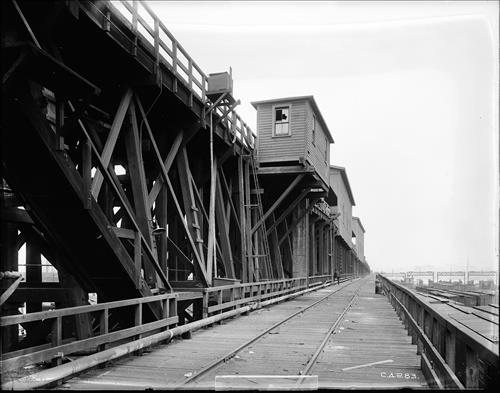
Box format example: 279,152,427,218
274,106,290,135
312,114,316,145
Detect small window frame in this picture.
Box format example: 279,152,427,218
272,104,292,137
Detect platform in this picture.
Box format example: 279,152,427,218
57,276,427,390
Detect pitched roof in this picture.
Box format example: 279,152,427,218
251,95,334,143
329,165,355,206
352,216,365,233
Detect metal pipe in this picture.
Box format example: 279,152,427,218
2,280,343,390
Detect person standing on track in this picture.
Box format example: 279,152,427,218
334,270,340,285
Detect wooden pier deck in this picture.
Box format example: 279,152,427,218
57,276,426,390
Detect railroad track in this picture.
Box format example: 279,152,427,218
175,279,363,390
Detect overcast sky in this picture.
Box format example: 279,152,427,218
145,1,498,274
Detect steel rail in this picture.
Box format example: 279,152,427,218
174,278,358,389
2,278,353,390
296,286,362,385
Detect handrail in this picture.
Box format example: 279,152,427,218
377,274,498,389
204,275,354,317
97,0,255,149
0,293,178,373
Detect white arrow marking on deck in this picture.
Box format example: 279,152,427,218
341,359,393,371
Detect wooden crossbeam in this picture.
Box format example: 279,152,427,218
251,173,304,235
268,212,284,279
135,95,209,286
265,188,309,237
177,147,206,268
91,88,132,198
74,102,171,291
147,130,183,208
215,172,235,278
278,198,318,246
238,157,247,283
218,165,241,232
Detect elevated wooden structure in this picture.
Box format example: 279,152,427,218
1,0,370,381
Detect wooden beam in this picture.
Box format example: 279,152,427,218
206,154,217,281
265,188,309,237
238,157,247,283
268,212,284,279
218,165,241,232
135,95,208,286
215,172,235,278
177,147,207,272
76,104,171,291
257,166,314,175
244,159,254,281
251,173,304,235
91,88,132,198
125,100,159,287
278,198,318,246
147,130,183,208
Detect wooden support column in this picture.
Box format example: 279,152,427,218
25,241,42,313
1,222,19,351
310,220,316,276
292,199,309,281
215,171,235,278
268,212,284,279
125,101,158,288
282,218,294,277
237,157,247,282
91,88,133,199
177,147,208,284
318,222,325,275
155,185,168,276
244,159,254,282
57,265,92,341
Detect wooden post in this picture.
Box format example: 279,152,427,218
156,185,168,276
1,222,19,351
125,102,159,288
51,317,62,367
268,212,284,279
244,159,253,282
215,172,235,278
238,157,247,282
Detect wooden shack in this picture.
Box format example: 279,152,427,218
352,216,366,263
329,165,355,247
251,96,334,186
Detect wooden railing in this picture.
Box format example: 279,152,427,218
203,277,309,317
0,293,178,373
377,274,498,389
1,274,358,374
90,0,255,149
203,274,355,317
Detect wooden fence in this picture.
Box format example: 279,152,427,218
377,274,498,389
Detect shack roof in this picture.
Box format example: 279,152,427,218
329,165,355,206
352,216,365,233
251,95,334,143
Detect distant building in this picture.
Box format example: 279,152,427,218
352,216,365,263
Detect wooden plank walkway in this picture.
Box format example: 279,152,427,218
310,278,427,389
57,276,427,390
